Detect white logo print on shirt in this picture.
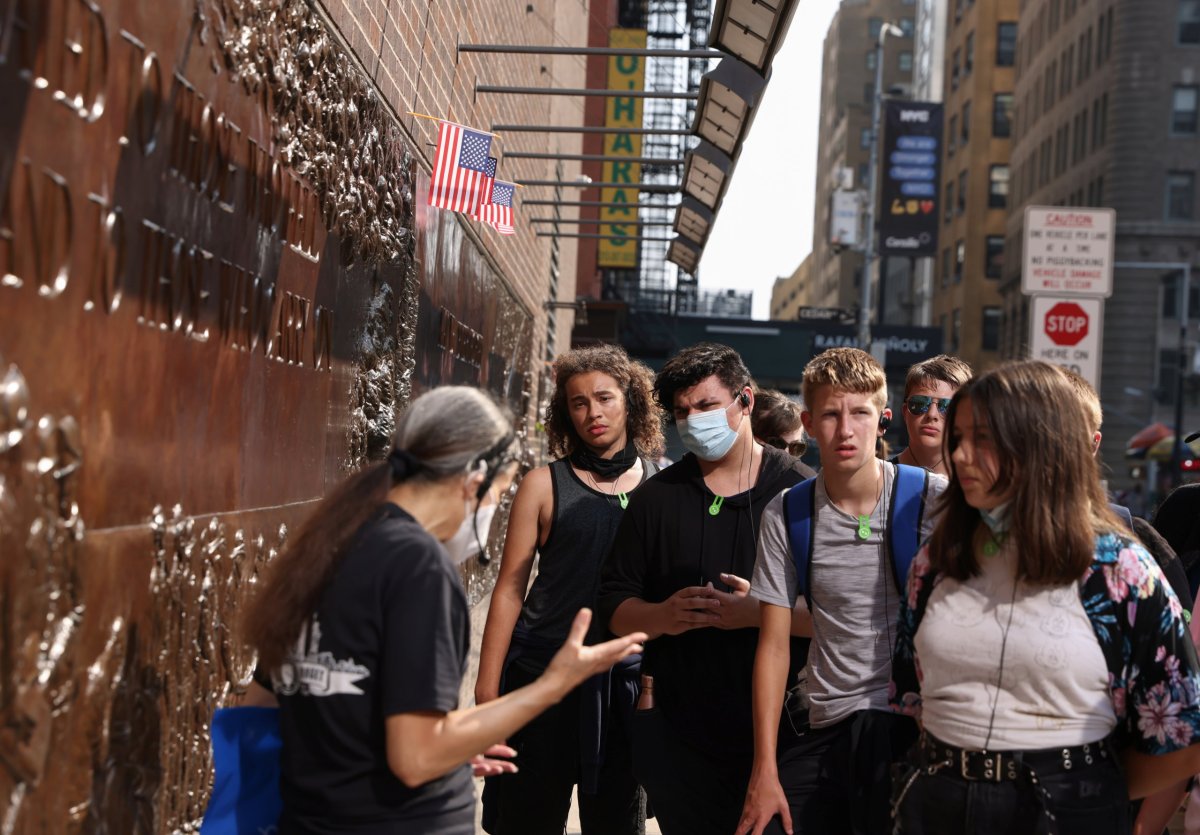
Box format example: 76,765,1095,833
273,616,370,697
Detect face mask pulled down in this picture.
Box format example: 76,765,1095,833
678,399,744,462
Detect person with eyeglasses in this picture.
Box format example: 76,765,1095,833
750,388,817,479
890,355,973,478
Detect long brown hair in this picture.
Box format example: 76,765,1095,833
928,360,1123,585
247,387,512,673
544,344,664,458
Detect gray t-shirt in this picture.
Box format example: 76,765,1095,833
751,462,946,728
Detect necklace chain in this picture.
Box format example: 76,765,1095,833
585,464,630,509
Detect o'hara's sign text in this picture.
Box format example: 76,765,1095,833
597,29,646,269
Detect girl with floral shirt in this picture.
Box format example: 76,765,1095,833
889,361,1200,835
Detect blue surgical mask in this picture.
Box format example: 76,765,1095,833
980,502,1010,535
678,399,743,462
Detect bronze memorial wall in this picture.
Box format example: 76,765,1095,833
0,0,540,830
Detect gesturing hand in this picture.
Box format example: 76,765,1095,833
706,573,760,630
544,609,647,695
470,744,518,778
657,585,722,636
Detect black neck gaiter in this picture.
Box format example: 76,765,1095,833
570,442,637,478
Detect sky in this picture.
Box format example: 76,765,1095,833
698,0,843,320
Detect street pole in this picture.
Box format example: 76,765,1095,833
858,23,903,350
1173,263,1193,488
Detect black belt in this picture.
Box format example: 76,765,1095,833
919,733,1113,783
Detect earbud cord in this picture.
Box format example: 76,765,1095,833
983,548,1019,752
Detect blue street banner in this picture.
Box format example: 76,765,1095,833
878,101,943,257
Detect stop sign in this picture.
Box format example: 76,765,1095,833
1044,301,1089,346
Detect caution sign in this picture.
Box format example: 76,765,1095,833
1021,206,1115,298
1028,296,1104,387
597,29,645,268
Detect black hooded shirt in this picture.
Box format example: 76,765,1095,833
597,445,809,757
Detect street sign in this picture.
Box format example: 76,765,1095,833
796,306,854,322
1029,295,1104,387
1043,301,1089,346
830,190,863,248
1021,206,1115,298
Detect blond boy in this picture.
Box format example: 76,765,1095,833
737,349,946,835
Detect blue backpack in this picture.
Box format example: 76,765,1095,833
783,464,929,607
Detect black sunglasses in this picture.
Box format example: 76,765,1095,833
767,437,807,457
905,395,952,416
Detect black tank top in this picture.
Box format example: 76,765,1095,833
515,458,655,643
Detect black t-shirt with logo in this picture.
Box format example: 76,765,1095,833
264,503,473,833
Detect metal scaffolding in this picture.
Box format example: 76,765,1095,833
604,0,713,315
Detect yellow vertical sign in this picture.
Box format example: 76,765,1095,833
598,29,645,268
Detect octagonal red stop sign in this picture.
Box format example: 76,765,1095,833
1044,302,1089,346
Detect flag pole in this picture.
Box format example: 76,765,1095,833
406,111,501,139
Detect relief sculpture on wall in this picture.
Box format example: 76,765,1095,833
0,0,534,830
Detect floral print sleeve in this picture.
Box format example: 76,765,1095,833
1082,534,1200,755
889,544,938,718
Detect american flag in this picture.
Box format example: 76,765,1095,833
475,180,516,235
429,121,495,213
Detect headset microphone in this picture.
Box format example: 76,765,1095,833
879,414,891,432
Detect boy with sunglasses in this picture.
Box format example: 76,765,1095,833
890,355,972,477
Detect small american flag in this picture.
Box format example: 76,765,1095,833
475,180,516,235
429,121,495,213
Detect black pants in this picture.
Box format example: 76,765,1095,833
778,710,919,835
486,659,645,835
896,750,1130,834
630,706,815,835
630,706,754,835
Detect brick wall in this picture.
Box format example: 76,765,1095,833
316,0,593,364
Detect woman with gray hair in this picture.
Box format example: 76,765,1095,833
244,386,646,834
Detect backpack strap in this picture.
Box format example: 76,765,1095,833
887,464,929,593
783,476,818,608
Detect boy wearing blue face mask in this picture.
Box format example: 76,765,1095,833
597,342,812,835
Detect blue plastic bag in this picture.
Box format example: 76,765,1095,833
200,706,282,834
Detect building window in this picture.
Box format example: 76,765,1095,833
985,236,1005,278
948,114,958,153
867,50,878,70
1173,86,1199,134
955,0,964,22
941,250,951,287
1167,171,1196,220
955,240,965,282
864,82,875,105
861,127,872,149
951,309,962,353
869,16,883,39
989,164,1010,208
899,51,913,72
958,170,968,215
1044,61,1057,111
1181,1,1199,44
901,17,915,37
993,93,1014,137
982,307,1001,351
945,182,955,223
952,48,961,90
965,31,976,75
1100,93,1108,145
997,22,1018,66
961,101,971,145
